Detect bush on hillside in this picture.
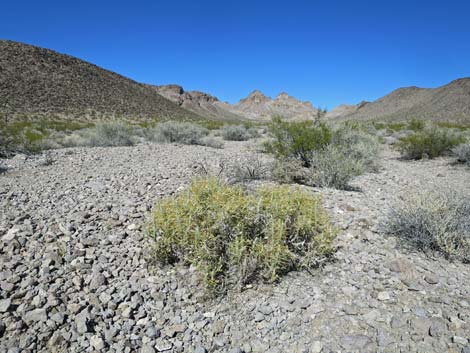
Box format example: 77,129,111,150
264,117,332,167
452,143,470,166
384,189,470,262
148,178,337,291
396,128,465,160
221,124,259,141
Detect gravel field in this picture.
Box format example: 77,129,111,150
0,141,469,353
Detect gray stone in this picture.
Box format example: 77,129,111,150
429,317,447,337
454,337,468,345
341,335,372,350
89,271,106,289
75,309,91,334
0,298,11,313
90,335,105,350
258,305,273,315
142,344,156,353
311,341,323,353
23,308,48,324
194,347,207,353
155,338,172,351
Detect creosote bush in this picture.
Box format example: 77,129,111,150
384,189,470,263
148,178,337,291
396,128,465,160
264,117,332,167
265,118,380,189
221,124,259,141
453,143,470,166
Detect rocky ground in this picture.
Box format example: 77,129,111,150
0,140,469,353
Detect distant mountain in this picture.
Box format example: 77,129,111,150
0,40,202,121
327,78,470,123
230,90,318,120
152,85,319,121
148,84,243,121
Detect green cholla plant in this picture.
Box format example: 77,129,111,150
148,178,337,291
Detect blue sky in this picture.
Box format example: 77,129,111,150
2,0,469,109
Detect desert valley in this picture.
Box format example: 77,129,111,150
0,40,470,353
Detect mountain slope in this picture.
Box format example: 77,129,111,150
327,78,470,122
0,40,202,121
148,84,244,121
229,90,318,120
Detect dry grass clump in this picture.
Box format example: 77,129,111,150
149,121,209,145
384,189,470,263
148,178,337,291
221,124,259,141
226,155,271,182
452,143,470,166
59,121,136,148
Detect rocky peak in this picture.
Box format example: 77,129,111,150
239,90,271,105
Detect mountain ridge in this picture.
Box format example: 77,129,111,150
327,78,470,123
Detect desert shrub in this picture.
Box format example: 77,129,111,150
65,121,135,147
271,158,308,184
308,145,364,190
384,189,470,262
150,121,209,145
197,120,225,130
148,178,337,291
408,118,426,131
264,117,332,167
198,136,224,149
396,128,465,159
452,143,470,166
386,122,407,132
221,124,259,141
226,156,271,182
333,128,381,173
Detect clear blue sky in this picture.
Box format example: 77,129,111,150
2,0,470,109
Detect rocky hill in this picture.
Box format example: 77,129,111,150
148,84,243,121
230,90,318,120
152,85,319,121
327,78,470,123
0,40,202,121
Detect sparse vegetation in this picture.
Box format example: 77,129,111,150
197,136,224,149
384,189,470,263
265,118,380,189
221,124,259,141
226,156,271,182
264,117,332,167
148,178,337,291
308,145,364,190
453,143,470,166
149,121,210,145
396,128,465,159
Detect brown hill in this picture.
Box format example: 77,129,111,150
148,84,243,121
327,78,470,123
0,40,202,121
229,90,318,120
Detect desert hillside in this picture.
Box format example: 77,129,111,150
0,40,202,121
328,78,470,123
